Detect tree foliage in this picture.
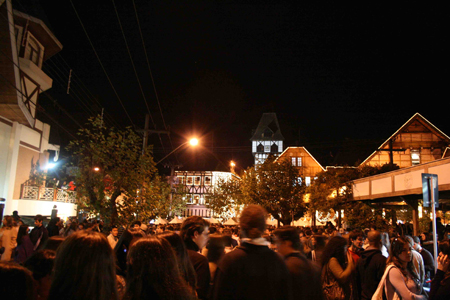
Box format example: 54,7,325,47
239,156,307,225
67,116,182,226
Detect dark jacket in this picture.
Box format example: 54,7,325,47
185,239,210,300
429,269,450,300
212,242,292,300
356,248,386,300
29,225,48,251
284,252,323,300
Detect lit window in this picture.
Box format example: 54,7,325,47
291,157,296,166
194,177,201,185
205,176,211,185
411,149,420,165
186,176,193,185
297,157,302,166
305,177,311,186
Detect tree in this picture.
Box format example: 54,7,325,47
67,116,177,226
239,156,307,225
207,176,243,220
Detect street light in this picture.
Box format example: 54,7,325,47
156,138,199,165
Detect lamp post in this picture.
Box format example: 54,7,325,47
156,138,199,165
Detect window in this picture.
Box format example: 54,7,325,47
257,143,264,153
305,177,311,186
411,149,420,166
194,176,201,185
204,176,211,185
178,176,185,184
292,157,297,166
291,157,302,166
186,176,193,185
297,157,302,166
271,143,278,153
25,34,43,67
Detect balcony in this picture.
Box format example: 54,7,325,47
21,185,77,203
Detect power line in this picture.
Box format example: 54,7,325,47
69,0,135,128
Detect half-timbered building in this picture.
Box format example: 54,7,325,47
360,113,450,168
251,113,284,165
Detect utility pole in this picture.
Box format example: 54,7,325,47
138,114,170,155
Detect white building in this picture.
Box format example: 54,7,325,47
0,1,76,219
251,113,284,165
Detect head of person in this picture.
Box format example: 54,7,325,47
157,231,197,290
438,240,450,259
239,204,267,239
34,214,44,228
111,226,119,237
322,236,348,269
48,230,118,300
180,216,210,250
387,237,416,279
2,215,14,229
309,234,327,250
24,249,56,300
274,226,302,256
207,234,226,263
131,220,141,231
16,224,29,246
125,236,194,300
349,229,364,249
0,261,35,299
43,236,65,251
367,230,382,250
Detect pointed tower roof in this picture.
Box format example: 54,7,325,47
250,113,284,141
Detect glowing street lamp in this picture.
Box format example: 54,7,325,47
156,138,199,165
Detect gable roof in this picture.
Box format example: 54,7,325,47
276,146,325,171
250,113,284,141
360,113,450,165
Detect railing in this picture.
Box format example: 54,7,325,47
21,185,77,203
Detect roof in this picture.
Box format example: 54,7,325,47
250,113,284,141
360,113,450,165
276,146,325,171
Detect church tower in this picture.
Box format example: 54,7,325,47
251,113,284,165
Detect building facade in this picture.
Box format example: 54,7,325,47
251,113,284,165
174,170,240,218
0,1,76,219
360,113,450,168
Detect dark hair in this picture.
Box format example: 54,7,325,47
48,231,118,300
309,235,327,250
0,261,34,299
349,229,364,243
2,215,14,228
207,234,225,263
131,221,141,227
16,224,29,246
43,236,65,251
24,249,56,280
274,226,302,251
387,237,418,280
180,216,210,242
157,231,197,290
124,236,195,300
439,240,450,256
239,205,267,239
34,214,44,222
322,236,348,269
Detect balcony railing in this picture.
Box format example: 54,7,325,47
21,185,77,203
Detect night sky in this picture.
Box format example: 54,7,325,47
15,1,449,173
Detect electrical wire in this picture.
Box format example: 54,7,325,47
69,0,135,128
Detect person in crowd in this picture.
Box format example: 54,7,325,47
14,224,34,264
46,217,60,237
0,215,18,261
30,214,49,251
212,204,292,300
48,230,118,300
429,240,450,300
406,235,425,291
107,225,119,249
24,249,56,300
321,235,355,300
207,234,226,287
0,260,35,299
222,228,237,249
301,228,312,256
307,234,327,266
412,235,435,283
180,216,211,299
348,229,364,263
356,230,387,300
42,236,65,252
375,237,426,300
274,226,323,300
381,232,390,258
123,236,196,300
157,231,197,292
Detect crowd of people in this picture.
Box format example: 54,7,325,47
1,208,450,300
